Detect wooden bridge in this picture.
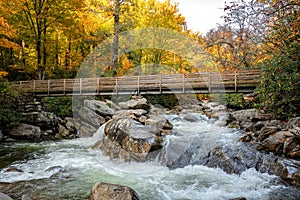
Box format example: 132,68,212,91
11,70,261,96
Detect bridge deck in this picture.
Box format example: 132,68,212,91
11,70,261,96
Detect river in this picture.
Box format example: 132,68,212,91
1,113,300,200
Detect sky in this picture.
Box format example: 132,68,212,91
175,0,226,34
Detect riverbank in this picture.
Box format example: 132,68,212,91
1,96,300,199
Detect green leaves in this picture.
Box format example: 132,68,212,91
0,81,23,132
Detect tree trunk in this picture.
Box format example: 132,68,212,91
112,0,120,73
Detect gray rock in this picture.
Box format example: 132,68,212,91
78,107,106,128
90,182,140,200
119,97,150,110
257,126,280,142
227,109,260,127
115,109,148,118
0,129,3,141
145,115,173,131
95,117,163,162
79,121,97,138
9,123,42,140
283,137,300,159
23,111,59,130
22,195,33,200
0,193,13,200
183,114,200,122
84,100,116,116
287,117,300,129
257,131,294,153
105,99,121,111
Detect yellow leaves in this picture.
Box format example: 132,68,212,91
0,38,19,50
0,16,19,50
0,71,8,79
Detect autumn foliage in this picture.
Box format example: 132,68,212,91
0,0,299,118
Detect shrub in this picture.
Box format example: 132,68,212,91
43,96,73,118
0,81,23,132
255,53,300,119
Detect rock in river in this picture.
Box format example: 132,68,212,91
93,117,164,162
90,182,140,200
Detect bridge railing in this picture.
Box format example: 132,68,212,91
10,70,261,96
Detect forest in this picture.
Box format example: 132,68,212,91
0,0,299,120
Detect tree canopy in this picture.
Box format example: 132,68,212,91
0,0,299,119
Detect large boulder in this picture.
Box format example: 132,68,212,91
84,100,116,117
22,111,59,130
0,193,13,200
256,126,280,142
226,109,260,129
118,97,150,110
9,123,42,140
79,121,97,138
90,182,140,200
256,131,294,153
78,107,106,128
94,118,163,162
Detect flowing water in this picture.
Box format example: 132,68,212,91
1,113,300,200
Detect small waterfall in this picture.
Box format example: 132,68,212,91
1,113,300,199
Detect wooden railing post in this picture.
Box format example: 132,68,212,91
97,78,100,95
48,80,50,96
208,72,211,93
63,79,66,95
80,78,82,95
234,71,237,92
137,76,140,96
182,73,185,93
115,76,118,95
159,74,162,94
33,80,36,96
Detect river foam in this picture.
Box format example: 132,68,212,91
1,113,300,199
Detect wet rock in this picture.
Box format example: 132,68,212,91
287,117,300,129
229,109,259,122
257,131,294,153
266,158,300,188
5,167,24,173
289,127,300,140
84,100,116,117
45,166,64,172
57,124,72,139
9,123,42,140
283,137,300,159
0,193,13,200
90,182,140,200
182,114,199,122
95,118,163,162
78,107,106,128
119,97,150,110
145,115,173,131
105,99,121,111
22,195,33,200
79,121,97,138
252,121,266,132
138,115,148,124
149,106,164,115
23,111,59,130
256,126,281,142
226,109,260,129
